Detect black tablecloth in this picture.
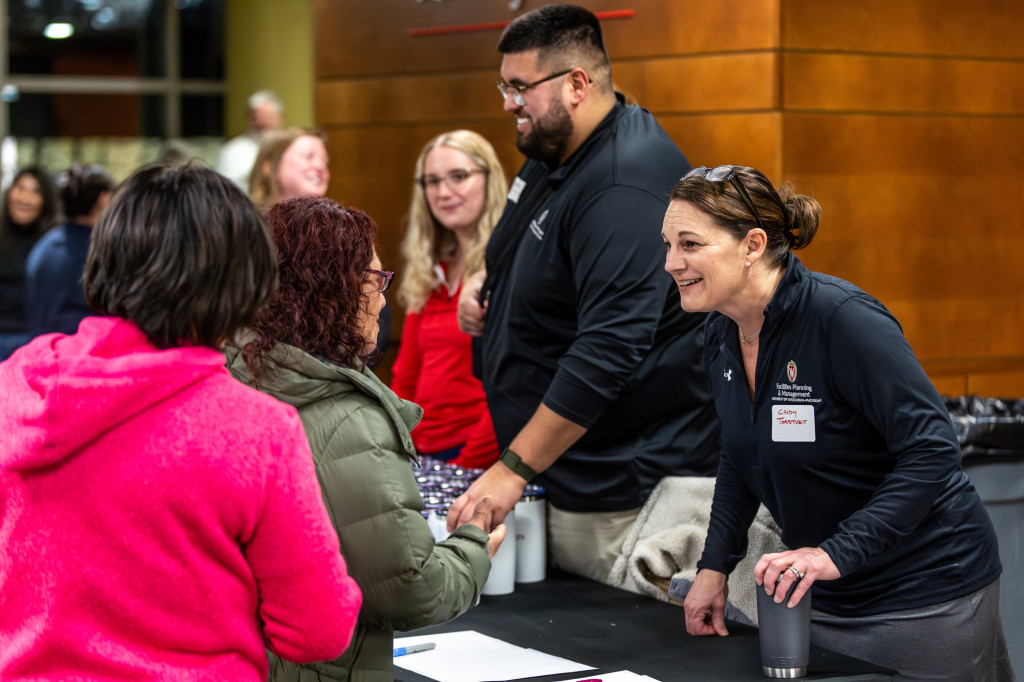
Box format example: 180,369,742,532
395,571,894,682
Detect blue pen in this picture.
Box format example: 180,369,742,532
393,642,436,657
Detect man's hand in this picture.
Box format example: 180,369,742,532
461,496,508,558
447,461,525,532
458,269,488,337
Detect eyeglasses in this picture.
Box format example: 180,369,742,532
496,68,574,107
368,268,393,294
683,166,767,233
418,167,487,192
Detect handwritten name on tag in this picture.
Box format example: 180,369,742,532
771,404,816,442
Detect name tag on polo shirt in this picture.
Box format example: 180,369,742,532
508,177,526,203
771,404,816,442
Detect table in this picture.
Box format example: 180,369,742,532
396,571,894,682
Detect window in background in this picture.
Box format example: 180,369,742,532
0,0,225,184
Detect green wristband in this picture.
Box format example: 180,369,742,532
500,447,538,483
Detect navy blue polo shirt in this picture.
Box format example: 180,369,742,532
480,98,720,512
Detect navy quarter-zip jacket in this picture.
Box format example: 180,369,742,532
698,255,1000,616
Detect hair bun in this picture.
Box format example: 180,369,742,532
782,193,821,251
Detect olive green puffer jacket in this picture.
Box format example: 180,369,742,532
226,342,491,682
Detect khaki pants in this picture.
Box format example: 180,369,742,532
547,503,640,585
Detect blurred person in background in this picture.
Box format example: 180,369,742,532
248,126,392,365
391,130,507,469
226,196,504,682
249,126,329,207
0,163,361,681
217,89,284,189
25,164,114,337
0,166,56,359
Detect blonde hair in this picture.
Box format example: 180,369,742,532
248,127,327,206
397,130,507,313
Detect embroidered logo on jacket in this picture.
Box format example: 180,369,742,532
723,369,733,382
787,360,797,383
529,209,549,240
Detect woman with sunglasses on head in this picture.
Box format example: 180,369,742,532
667,166,1012,680
391,130,507,468
226,196,505,682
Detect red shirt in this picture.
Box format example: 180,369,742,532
391,276,499,468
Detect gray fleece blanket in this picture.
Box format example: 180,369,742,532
608,476,785,626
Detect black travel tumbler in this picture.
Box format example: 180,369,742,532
755,574,811,678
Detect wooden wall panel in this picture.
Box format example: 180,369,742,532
318,72,501,126
779,0,1024,393
783,53,1024,115
316,0,780,78
782,0,1024,59
316,0,1024,395
658,113,781,180
317,53,779,128
616,54,778,113
969,371,1024,398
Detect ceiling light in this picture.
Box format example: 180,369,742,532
43,23,75,39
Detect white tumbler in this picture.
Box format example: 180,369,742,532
481,508,516,596
427,508,449,543
515,485,547,583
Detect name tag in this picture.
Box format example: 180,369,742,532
771,404,816,442
508,176,526,203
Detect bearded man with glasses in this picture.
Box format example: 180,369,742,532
450,3,721,585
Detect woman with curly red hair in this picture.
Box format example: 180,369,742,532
226,195,506,682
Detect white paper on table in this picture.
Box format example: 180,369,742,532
557,672,663,682
392,630,595,682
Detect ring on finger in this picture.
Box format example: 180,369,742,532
787,566,805,580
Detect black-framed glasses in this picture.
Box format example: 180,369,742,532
418,167,487,192
368,268,393,294
497,68,574,107
683,166,767,233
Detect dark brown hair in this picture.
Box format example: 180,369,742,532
83,163,278,349
58,164,114,219
671,166,821,267
241,196,378,378
498,3,612,88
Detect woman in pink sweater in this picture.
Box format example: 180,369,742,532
0,163,361,681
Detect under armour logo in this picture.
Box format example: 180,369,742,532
724,369,733,381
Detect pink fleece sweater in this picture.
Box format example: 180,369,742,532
0,317,362,680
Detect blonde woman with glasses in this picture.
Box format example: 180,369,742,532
392,130,507,468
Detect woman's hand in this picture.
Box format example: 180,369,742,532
683,569,730,637
754,547,840,608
